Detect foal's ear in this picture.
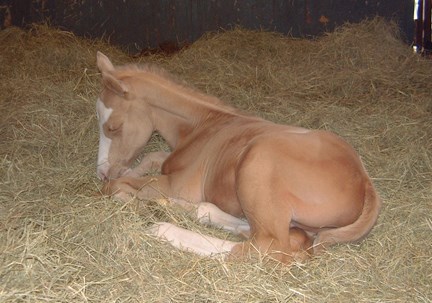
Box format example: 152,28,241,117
102,73,130,98
97,51,115,73
97,51,130,98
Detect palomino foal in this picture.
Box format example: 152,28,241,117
95,52,381,264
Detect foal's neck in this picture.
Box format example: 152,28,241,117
134,72,236,148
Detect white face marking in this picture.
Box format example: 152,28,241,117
96,98,113,180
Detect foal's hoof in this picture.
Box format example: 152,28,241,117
101,180,132,202
101,180,116,196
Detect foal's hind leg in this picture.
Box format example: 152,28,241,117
229,227,313,263
233,144,314,263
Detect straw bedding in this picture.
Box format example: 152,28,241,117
0,18,431,302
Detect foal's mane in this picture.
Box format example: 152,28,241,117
114,63,235,111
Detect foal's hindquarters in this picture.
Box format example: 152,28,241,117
214,131,366,263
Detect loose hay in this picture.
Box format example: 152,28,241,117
1,18,431,302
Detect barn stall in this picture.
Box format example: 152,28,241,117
0,2,431,303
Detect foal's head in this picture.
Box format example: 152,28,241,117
95,52,153,180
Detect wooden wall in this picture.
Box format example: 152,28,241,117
0,0,414,52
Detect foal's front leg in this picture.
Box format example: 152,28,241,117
194,201,251,237
124,151,170,177
147,222,239,257
103,178,251,258
102,175,173,202
104,178,250,238
147,200,249,257
103,179,247,257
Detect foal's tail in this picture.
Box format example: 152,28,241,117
313,179,381,253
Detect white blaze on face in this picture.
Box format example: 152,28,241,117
96,98,113,180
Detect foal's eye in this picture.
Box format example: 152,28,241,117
105,122,123,133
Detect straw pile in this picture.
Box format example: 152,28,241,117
1,18,431,302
